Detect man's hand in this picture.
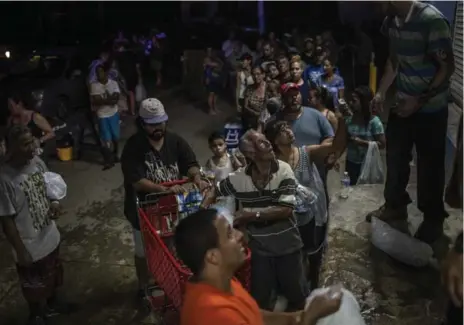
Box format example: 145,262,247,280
17,248,33,267
302,288,343,324
169,185,186,194
49,201,63,220
370,92,385,114
193,176,210,192
395,95,421,118
442,250,463,307
233,211,253,227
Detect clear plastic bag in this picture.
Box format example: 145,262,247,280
43,172,67,200
371,217,434,267
357,142,385,185
305,286,366,325
210,202,235,225
295,161,328,227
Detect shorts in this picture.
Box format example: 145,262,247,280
133,228,145,258
16,246,63,303
98,113,120,142
206,80,222,94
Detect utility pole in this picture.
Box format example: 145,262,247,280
258,0,265,36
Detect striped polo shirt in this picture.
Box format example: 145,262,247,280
217,160,303,257
382,2,452,113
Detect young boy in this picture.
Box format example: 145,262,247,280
205,132,245,213
90,63,121,170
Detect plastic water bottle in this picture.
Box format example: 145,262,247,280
339,172,351,199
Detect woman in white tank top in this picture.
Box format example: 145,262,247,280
235,53,254,113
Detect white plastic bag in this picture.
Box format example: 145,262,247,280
43,172,67,200
371,217,434,267
357,142,384,185
210,203,234,225
135,83,147,102
306,287,366,325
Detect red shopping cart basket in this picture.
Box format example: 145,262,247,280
137,180,251,318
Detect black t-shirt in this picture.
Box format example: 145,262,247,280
121,131,200,229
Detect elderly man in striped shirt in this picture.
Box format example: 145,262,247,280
202,129,308,312
367,1,455,244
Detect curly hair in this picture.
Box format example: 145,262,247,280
263,119,288,154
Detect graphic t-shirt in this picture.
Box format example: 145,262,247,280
90,79,120,118
0,156,60,261
181,279,263,325
121,131,200,230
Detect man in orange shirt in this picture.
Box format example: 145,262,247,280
175,208,342,325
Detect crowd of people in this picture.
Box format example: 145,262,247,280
0,2,462,325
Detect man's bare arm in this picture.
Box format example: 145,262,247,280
420,47,455,103
377,57,398,97
133,179,167,193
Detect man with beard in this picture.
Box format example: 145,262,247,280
366,1,454,244
278,55,292,84
255,41,275,70
120,98,209,300
201,130,308,312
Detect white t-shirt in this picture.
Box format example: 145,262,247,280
90,79,120,118
0,156,60,262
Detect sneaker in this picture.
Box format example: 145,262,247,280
414,220,445,245
366,204,408,223
26,316,47,325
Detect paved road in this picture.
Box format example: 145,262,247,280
0,85,461,324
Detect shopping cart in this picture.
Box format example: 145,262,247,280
137,179,251,323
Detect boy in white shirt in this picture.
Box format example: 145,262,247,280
90,63,121,170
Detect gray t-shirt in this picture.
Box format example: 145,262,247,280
0,156,60,261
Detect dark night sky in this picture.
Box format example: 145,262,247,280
0,2,181,46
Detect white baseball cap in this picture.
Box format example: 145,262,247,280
139,98,168,124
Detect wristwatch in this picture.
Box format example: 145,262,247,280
255,211,261,220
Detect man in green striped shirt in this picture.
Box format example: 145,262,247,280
367,1,455,244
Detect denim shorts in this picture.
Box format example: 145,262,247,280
98,113,120,142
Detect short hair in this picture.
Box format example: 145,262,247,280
5,124,31,150
277,54,288,62
208,131,224,145
310,84,335,109
238,129,257,155
174,208,219,275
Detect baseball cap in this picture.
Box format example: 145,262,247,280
139,98,168,124
280,82,300,95
237,52,253,61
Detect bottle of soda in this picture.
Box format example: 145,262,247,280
339,172,351,199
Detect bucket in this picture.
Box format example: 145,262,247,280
56,146,73,162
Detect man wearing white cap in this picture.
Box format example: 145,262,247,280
121,98,209,300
